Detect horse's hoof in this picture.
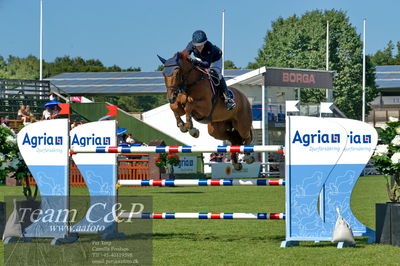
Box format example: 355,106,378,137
179,125,188,133
233,163,243,171
189,128,200,138
244,155,255,164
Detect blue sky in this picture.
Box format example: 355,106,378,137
1,0,399,71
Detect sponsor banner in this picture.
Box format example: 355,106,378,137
287,116,347,166
70,121,117,234
285,116,377,241
173,156,197,173
326,118,378,164
17,119,69,166
71,120,116,165
71,96,82,102
265,68,333,89
211,162,261,179
322,118,377,236
17,119,69,237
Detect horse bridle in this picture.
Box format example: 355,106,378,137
165,62,208,104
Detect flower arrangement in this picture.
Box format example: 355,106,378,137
155,153,180,168
155,153,180,178
373,117,400,202
0,126,35,199
0,127,21,181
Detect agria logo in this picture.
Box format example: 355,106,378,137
71,133,111,147
292,130,371,147
22,133,63,148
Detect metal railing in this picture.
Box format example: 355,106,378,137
0,79,51,119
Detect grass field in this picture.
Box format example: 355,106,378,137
1,176,398,266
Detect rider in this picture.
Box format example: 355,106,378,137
185,30,236,111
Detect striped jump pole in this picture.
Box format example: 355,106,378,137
117,212,285,220
71,145,283,154
117,179,285,188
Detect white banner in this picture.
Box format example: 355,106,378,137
17,119,69,166
211,162,261,179
173,156,197,173
71,120,117,165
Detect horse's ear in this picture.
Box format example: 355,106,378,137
157,55,166,64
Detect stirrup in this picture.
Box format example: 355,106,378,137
225,99,236,111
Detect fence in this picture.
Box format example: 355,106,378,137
28,154,149,186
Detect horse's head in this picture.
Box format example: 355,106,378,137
158,51,194,104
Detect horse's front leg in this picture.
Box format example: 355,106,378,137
170,103,188,133
184,102,199,138
175,112,188,133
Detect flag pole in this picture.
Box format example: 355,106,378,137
362,19,366,122
221,9,225,76
40,0,43,81
326,21,330,101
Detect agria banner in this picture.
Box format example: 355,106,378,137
285,116,377,242
70,121,119,237
17,119,69,238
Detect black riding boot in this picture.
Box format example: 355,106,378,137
220,77,236,111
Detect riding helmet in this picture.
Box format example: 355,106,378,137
192,30,207,46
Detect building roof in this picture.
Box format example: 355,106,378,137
47,65,400,96
375,65,400,93
47,69,251,96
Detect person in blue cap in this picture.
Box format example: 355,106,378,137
185,30,236,111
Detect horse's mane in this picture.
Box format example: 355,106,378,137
179,51,190,61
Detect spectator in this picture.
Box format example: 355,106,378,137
1,116,13,133
118,133,127,144
268,154,279,171
49,92,56,101
25,105,35,122
51,105,60,119
0,117,5,127
41,107,52,120
125,134,134,144
17,105,29,123
210,152,224,162
2,116,10,128
71,121,78,129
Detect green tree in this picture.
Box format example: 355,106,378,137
250,9,377,120
125,67,141,72
246,62,259,69
156,65,164,71
7,55,40,80
396,42,400,63
371,40,400,65
224,60,238,69
0,56,10,79
43,56,140,77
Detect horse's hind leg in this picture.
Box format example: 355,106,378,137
232,119,255,164
208,122,244,170
227,129,245,170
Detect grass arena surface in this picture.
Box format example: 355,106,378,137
1,176,398,266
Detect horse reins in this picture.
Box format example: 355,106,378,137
166,63,208,99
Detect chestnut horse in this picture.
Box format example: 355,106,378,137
158,51,254,169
